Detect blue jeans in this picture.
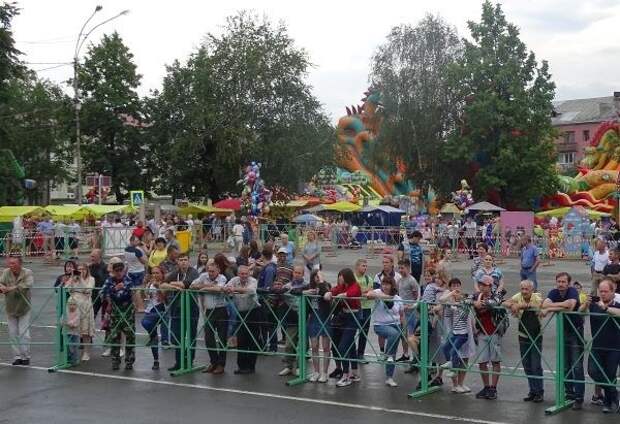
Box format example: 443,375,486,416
441,333,468,368
519,337,544,395
339,312,359,373
141,305,165,361
67,334,80,365
564,330,585,400
159,307,170,344
356,309,372,357
520,268,537,290
374,324,401,377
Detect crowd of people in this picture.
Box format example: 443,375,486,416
1,218,620,415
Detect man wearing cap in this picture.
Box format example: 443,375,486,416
279,234,295,267
276,248,293,283
102,257,136,370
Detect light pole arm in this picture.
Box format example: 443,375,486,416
74,6,101,60
76,10,129,59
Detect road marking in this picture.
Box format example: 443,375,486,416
0,362,511,424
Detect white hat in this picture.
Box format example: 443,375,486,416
277,247,288,254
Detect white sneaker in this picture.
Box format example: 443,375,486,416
440,361,453,369
349,374,361,382
454,386,469,394
386,357,395,363
102,348,111,357
120,348,125,358
385,378,398,387
309,372,320,382
336,377,352,387
81,352,90,362
461,385,471,393
451,386,460,393
318,373,328,383
278,367,292,376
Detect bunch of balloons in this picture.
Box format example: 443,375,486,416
451,179,474,210
238,162,273,216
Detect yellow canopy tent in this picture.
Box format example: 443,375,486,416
179,204,233,216
439,203,463,215
79,204,137,217
323,201,361,213
0,206,46,222
45,205,90,220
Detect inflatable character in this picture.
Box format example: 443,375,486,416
542,122,620,213
336,88,416,197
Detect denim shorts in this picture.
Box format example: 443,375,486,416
307,314,331,338
404,309,417,334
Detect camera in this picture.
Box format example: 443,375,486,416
591,295,600,303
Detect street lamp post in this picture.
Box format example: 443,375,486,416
73,5,128,204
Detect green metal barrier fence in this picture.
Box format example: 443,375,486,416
3,287,620,417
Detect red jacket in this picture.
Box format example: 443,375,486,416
331,282,362,311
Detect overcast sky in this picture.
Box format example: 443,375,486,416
12,0,620,122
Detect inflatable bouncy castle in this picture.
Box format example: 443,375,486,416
542,121,620,213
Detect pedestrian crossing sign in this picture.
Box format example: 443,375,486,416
130,190,144,208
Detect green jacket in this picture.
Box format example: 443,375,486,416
1,267,33,317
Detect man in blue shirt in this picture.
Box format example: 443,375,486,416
542,272,584,409
102,259,136,371
520,235,540,290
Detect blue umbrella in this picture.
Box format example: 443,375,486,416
292,213,324,224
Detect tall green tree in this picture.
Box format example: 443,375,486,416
370,15,462,195
0,1,24,108
444,1,558,208
1,74,72,204
147,12,334,201
77,32,147,203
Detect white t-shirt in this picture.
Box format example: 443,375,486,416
233,224,244,238
124,245,145,273
370,289,402,326
593,250,610,272
464,221,477,238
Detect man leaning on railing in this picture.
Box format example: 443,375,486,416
584,278,620,414
541,272,585,410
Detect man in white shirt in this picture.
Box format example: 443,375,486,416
592,239,610,295
463,217,478,259
191,263,228,374
232,219,244,253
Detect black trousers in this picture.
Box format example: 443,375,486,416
204,307,229,367
237,308,260,371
